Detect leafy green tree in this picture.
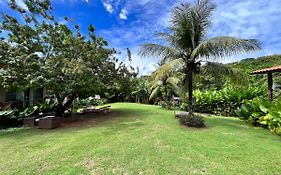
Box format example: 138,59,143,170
131,76,151,103
104,48,139,102
0,0,116,116
140,0,261,114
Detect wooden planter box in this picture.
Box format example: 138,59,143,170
38,116,61,129
23,117,37,127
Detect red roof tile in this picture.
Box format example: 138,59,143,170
252,65,281,74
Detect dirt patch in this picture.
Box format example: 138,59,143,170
38,161,49,173
59,111,118,129
83,159,96,170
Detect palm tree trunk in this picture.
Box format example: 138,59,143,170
164,84,168,103
188,68,193,114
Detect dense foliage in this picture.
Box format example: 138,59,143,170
230,55,281,76
0,98,56,128
235,97,281,135
193,84,266,116
0,0,134,117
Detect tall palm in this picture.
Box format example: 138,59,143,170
139,0,261,114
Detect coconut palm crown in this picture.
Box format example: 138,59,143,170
139,0,261,114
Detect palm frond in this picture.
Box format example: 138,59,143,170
192,0,216,45
149,86,160,100
170,0,215,50
178,75,189,99
167,77,180,94
138,44,178,62
201,62,248,85
191,36,261,61
170,2,192,28
155,32,174,44
152,58,185,83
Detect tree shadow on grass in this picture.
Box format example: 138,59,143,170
0,107,147,137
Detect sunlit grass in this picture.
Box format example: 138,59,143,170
0,103,280,175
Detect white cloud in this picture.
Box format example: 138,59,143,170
102,0,114,13
209,0,281,62
102,0,281,74
119,9,127,20
15,0,28,10
0,0,28,10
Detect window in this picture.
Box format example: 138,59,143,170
33,88,44,103
5,90,18,102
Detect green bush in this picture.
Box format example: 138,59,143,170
179,113,205,128
193,84,266,116
36,99,56,113
0,110,21,129
235,97,281,135
20,106,40,118
179,102,188,111
0,110,19,119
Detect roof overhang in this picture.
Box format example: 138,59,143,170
251,65,281,74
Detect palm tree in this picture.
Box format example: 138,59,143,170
139,0,261,114
149,60,181,102
150,70,180,103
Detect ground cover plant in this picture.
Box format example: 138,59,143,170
235,97,281,134
0,103,280,175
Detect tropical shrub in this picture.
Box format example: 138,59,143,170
0,99,57,120
193,85,266,116
179,113,205,128
0,110,19,119
0,110,22,129
37,99,57,113
20,106,40,118
179,102,188,111
235,97,281,134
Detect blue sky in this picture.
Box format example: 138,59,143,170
1,0,281,75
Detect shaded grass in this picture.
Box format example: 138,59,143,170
0,103,280,175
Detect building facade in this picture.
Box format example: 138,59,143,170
0,86,47,108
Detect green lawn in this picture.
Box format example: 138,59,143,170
0,103,280,175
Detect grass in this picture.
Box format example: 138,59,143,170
0,103,280,175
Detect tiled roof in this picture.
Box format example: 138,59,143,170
251,65,281,74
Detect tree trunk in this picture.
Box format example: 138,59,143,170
164,82,168,103
54,94,76,118
188,68,193,114
55,102,64,117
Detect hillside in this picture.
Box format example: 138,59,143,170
228,55,281,86
230,54,281,75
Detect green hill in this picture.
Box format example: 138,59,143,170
230,54,281,75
